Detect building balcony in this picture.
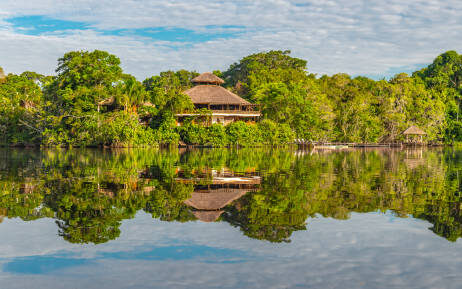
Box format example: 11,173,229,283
176,110,261,117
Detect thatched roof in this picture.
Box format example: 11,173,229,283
98,96,115,106
184,85,251,105
184,188,249,210
193,210,224,222
403,125,426,135
142,101,155,107
192,72,225,85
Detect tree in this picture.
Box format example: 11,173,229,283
143,70,197,115
0,73,44,145
114,74,147,112
318,74,383,142
41,50,155,147
415,51,462,142
223,50,334,140
223,50,308,100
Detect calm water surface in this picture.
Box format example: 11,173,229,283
0,148,461,289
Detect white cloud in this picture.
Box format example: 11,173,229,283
1,0,462,79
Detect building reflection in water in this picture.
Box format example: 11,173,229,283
176,168,261,222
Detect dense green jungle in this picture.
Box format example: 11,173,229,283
1,50,462,147
0,147,461,244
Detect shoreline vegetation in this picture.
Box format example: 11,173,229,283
1,148,461,244
1,50,461,148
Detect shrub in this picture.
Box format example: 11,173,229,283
154,115,180,145
178,123,206,145
226,121,261,146
98,111,145,146
205,124,228,147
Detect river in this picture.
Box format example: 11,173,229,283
0,147,461,289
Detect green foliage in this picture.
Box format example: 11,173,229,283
226,121,261,146
415,51,462,92
98,111,156,146
178,121,295,147
414,51,462,142
55,50,122,90
222,50,335,141
178,122,207,145
0,73,44,145
223,50,308,99
114,74,147,111
37,50,157,147
143,70,197,115
258,119,294,145
154,115,180,145
1,49,462,146
1,148,461,244
205,124,228,146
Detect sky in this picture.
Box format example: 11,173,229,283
0,0,462,80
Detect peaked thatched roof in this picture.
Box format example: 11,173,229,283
184,85,251,105
192,72,225,85
403,125,426,135
184,188,249,210
193,210,224,222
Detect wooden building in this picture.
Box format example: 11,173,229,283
176,72,260,125
403,125,426,144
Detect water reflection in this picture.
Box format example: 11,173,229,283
0,147,461,244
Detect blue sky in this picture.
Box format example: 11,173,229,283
0,0,462,80
6,16,244,43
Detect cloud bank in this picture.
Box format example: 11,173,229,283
1,0,462,80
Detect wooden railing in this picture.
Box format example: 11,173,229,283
209,110,261,114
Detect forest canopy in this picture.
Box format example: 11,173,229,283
0,49,461,147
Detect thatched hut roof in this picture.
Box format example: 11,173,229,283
192,210,224,222
184,188,249,211
98,96,115,106
403,125,426,135
142,101,155,107
192,72,225,85
184,85,251,105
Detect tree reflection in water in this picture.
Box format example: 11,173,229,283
0,147,460,244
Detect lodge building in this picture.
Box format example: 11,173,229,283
175,72,260,125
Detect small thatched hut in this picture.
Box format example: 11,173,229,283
403,125,426,143
176,72,260,125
